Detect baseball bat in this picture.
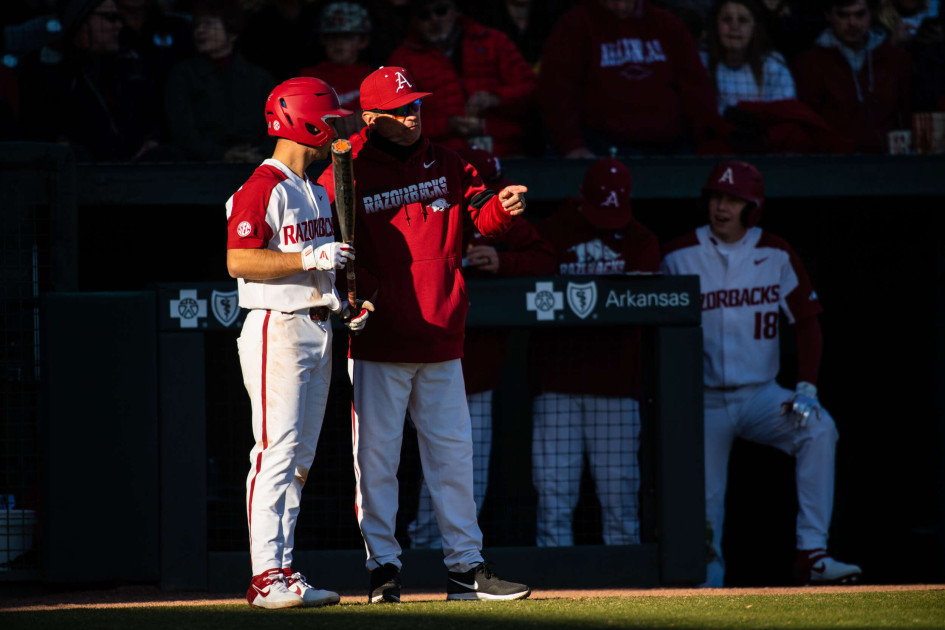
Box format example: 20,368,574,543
331,139,359,307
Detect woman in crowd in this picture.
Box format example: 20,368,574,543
701,0,796,113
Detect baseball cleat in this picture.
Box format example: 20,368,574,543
369,563,402,603
795,549,863,585
246,567,304,609
283,568,340,607
446,562,531,601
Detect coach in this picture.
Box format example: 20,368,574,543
318,65,530,603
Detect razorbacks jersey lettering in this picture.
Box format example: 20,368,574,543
362,176,450,214
660,226,821,389
225,159,338,313
560,238,625,275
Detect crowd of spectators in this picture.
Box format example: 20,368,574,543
1,0,943,160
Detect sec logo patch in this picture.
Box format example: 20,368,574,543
237,221,252,237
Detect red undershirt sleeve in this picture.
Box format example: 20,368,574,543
793,315,823,386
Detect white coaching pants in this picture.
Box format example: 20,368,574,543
703,380,839,587
408,390,493,548
351,359,484,572
238,309,332,575
532,393,641,547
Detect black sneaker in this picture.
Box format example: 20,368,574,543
369,563,402,603
446,562,530,601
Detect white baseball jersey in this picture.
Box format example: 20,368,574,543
660,225,822,388
226,158,339,313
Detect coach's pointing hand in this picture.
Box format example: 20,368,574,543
498,185,527,216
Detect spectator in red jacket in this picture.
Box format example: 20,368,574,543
387,0,539,157
791,0,912,153
538,0,724,157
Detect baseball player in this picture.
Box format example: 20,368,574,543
407,146,557,549
529,158,660,546
226,77,371,609
659,160,862,587
317,66,531,602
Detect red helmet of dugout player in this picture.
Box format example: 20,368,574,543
580,158,634,230
265,77,351,147
702,160,765,227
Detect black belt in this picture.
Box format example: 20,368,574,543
310,306,330,321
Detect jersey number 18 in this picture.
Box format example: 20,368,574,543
754,311,778,339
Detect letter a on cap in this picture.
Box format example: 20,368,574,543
602,190,620,208
718,167,735,184
395,71,412,92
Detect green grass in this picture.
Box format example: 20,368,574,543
2,591,944,629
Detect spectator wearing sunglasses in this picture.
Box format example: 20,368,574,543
386,0,539,157
17,0,178,161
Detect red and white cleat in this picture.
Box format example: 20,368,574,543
246,567,304,609
284,568,341,607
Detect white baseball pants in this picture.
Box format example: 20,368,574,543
238,309,332,574
408,390,493,548
532,393,641,546
351,359,484,572
703,380,839,587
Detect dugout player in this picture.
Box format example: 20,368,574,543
317,66,531,602
529,158,659,546
660,160,862,587
225,77,371,609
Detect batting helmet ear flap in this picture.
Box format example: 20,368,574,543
739,203,760,227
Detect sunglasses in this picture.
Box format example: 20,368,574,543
372,99,422,118
416,4,451,21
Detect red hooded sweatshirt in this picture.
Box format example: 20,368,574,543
538,0,721,153
792,28,912,154
317,128,513,363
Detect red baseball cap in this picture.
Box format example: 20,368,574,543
360,66,431,110
580,158,633,230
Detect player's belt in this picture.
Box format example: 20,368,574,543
706,385,740,392
310,306,330,321
267,307,331,321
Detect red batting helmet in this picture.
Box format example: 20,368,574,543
702,160,765,227
265,77,351,147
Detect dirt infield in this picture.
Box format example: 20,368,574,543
2,584,943,612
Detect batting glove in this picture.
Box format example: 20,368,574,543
780,381,821,430
339,299,374,332
301,242,355,271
